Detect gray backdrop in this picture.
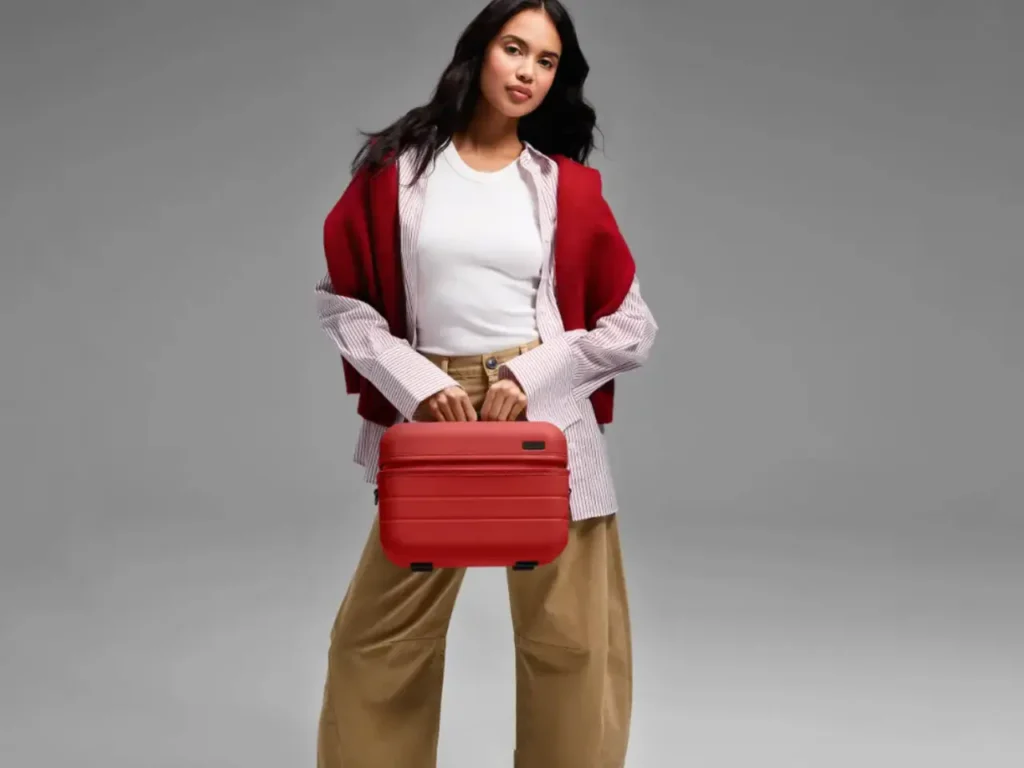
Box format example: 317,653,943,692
2,1,1022,766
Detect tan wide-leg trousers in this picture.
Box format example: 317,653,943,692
317,341,632,767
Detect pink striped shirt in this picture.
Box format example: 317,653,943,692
315,143,658,520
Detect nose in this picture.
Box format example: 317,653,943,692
516,66,534,84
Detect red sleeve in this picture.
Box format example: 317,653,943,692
582,168,636,328
584,167,636,423
322,167,373,395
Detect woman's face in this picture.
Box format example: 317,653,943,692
479,8,562,119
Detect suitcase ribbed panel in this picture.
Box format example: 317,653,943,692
377,422,570,569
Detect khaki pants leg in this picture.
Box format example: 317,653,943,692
508,514,633,767
316,357,493,767
317,517,466,768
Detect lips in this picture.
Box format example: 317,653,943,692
506,85,533,99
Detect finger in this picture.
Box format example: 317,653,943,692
507,395,527,422
480,387,496,421
444,393,468,423
449,393,468,422
489,391,510,422
458,394,477,422
436,395,456,422
496,392,517,422
428,400,443,422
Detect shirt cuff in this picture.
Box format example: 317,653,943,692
371,344,460,422
498,334,583,430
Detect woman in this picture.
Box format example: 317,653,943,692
314,1,657,765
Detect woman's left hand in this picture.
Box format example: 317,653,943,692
480,379,527,421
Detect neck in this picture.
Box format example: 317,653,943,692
455,101,522,156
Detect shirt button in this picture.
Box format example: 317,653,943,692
485,357,498,370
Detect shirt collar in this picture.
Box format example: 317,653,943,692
520,140,555,173
402,140,556,187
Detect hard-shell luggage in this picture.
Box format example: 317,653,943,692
375,420,570,571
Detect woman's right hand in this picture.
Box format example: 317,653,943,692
413,386,478,422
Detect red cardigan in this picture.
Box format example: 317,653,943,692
322,153,636,427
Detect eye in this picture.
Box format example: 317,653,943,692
539,58,554,69
504,44,520,55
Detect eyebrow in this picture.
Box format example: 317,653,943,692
501,34,560,60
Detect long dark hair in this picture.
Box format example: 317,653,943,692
350,0,598,180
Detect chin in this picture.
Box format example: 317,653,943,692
482,91,536,120
503,101,537,119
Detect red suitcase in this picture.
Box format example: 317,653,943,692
375,420,570,571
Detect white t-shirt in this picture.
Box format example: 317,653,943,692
414,141,545,356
